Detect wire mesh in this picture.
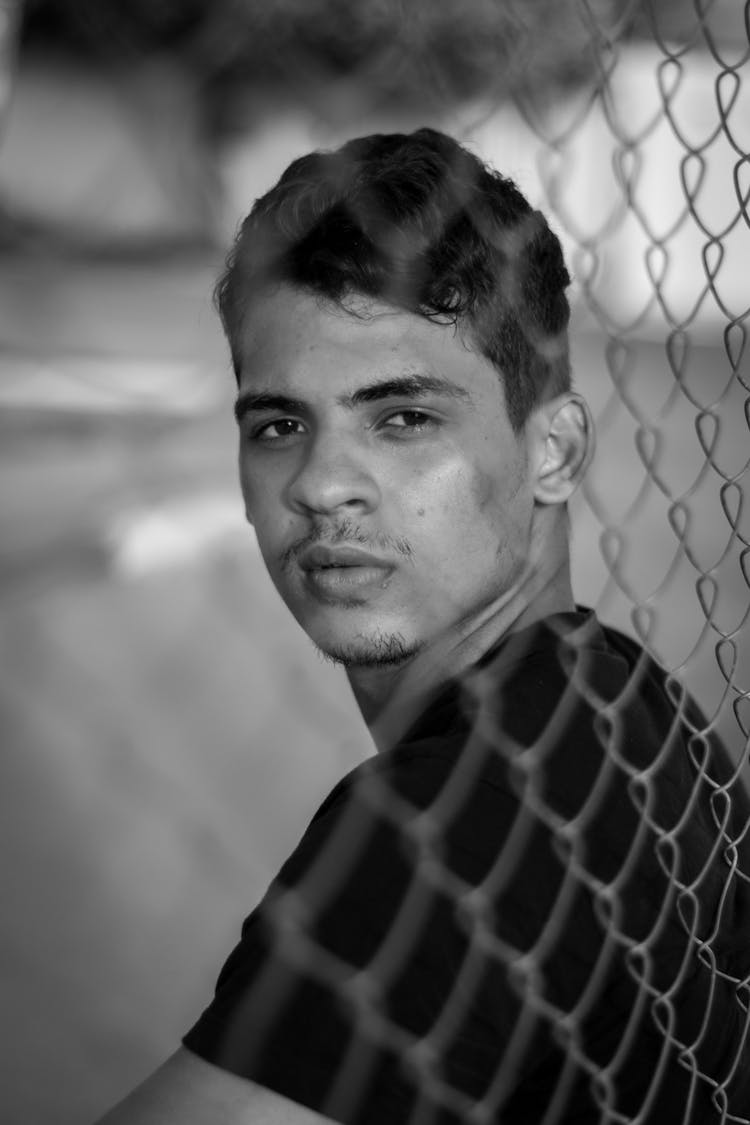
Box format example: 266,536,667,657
3,1,750,1123
538,0,749,734
180,3,750,1123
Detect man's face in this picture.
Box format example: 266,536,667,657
234,285,537,667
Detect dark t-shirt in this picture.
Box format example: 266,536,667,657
183,611,750,1123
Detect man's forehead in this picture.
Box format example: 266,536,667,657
240,285,422,346
236,284,491,392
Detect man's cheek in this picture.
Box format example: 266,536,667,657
430,468,497,533
469,461,514,515
238,468,256,518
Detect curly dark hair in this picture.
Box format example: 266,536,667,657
216,128,572,431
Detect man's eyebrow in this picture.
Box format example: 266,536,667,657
233,391,307,424
341,374,473,407
233,373,472,423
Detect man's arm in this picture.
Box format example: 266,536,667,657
95,1047,336,1125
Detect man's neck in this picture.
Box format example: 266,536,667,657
347,564,576,753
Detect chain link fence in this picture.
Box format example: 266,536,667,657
534,2,749,766
182,3,750,1121
2,1,749,1122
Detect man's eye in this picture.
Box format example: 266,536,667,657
382,410,437,432
252,419,305,442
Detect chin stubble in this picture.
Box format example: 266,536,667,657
314,631,420,669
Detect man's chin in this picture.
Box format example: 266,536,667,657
313,630,421,669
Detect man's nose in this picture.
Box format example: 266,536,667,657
287,433,381,516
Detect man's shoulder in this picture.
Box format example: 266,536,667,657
308,611,665,833
465,608,707,764
453,609,635,758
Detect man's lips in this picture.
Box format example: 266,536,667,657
298,545,392,571
295,544,395,597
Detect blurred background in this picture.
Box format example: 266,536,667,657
0,1,748,1121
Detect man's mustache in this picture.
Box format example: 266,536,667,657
280,519,413,572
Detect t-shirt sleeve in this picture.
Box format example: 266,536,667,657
182,748,541,1125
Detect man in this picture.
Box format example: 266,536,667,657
97,129,750,1124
